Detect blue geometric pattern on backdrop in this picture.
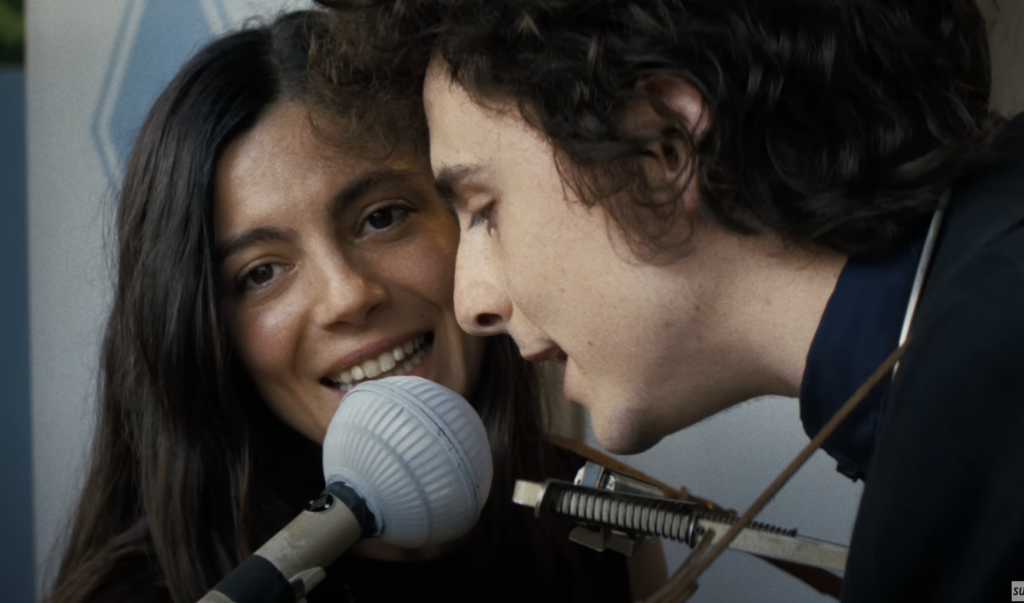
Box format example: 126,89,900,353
92,0,230,187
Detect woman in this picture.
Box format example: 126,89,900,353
44,9,663,603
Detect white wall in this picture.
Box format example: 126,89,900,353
27,1,1024,602
983,0,1024,116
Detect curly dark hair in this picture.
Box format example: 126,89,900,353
45,10,611,603
316,0,1005,258
303,6,431,159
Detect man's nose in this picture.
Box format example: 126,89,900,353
453,240,511,337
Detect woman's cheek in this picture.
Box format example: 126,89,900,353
231,297,306,381
388,236,459,304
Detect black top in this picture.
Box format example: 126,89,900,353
313,526,632,603
840,114,1024,602
295,444,633,603
79,443,632,603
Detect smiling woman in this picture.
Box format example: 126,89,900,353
41,9,655,603
213,101,482,445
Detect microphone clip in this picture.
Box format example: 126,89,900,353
513,461,848,573
565,461,669,556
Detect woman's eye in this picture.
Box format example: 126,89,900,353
362,205,410,233
241,263,287,290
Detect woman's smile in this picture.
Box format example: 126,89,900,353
321,332,433,392
214,101,484,444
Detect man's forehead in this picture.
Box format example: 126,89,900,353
423,54,463,116
423,57,521,134
423,78,500,184
422,56,554,192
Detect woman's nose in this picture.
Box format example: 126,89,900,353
310,255,388,328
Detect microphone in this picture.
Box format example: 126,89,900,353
198,376,493,603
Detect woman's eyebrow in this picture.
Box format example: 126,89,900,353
216,227,296,264
216,170,424,264
328,168,424,221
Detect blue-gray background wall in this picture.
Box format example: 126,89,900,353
23,1,1024,603
26,2,304,598
1,64,32,603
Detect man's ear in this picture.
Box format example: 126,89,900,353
628,77,707,195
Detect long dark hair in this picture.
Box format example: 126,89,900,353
45,10,587,603
317,0,1005,259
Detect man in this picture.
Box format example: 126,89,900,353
318,0,1024,600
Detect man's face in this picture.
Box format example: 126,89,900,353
424,58,761,454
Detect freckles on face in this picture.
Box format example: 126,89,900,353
425,59,634,347
228,289,306,395
214,101,484,444
425,59,724,453
382,217,460,300
214,104,345,442
423,61,565,331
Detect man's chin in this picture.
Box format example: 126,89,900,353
591,417,663,455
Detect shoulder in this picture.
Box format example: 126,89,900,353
884,229,1024,450
844,229,1024,601
906,225,1024,373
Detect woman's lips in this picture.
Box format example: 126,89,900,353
323,333,434,391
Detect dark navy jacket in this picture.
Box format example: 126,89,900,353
827,114,1024,602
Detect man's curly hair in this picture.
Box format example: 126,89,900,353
316,0,1005,258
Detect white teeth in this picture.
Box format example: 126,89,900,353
329,335,431,390
363,359,382,378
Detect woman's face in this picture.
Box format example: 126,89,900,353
214,102,485,444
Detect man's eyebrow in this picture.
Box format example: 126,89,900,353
216,227,295,264
329,168,423,222
433,164,482,209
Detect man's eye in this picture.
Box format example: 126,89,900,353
241,263,287,290
362,205,410,233
468,203,495,231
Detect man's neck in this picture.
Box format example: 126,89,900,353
687,230,848,401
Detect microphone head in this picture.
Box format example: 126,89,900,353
322,376,493,548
